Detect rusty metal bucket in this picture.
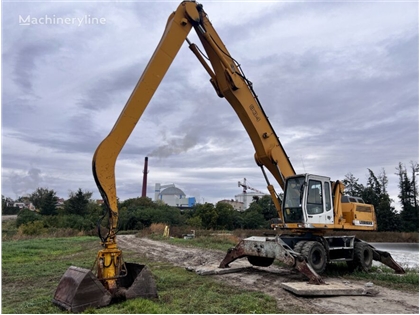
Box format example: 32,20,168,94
117,263,158,300
53,263,157,313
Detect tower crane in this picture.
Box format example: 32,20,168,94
238,178,265,195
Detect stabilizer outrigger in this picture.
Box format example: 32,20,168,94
219,235,406,281
219,236,326,285
361,240,405,274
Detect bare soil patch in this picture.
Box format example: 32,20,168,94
2,215,17,221
118,235,419,314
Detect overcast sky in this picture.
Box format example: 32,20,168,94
2,0,418,210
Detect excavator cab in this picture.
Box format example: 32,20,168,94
283,174,335,227
282,174,376,230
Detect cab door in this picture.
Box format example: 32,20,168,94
304,175,334,225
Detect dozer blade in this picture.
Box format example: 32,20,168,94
53,263,158,313
52,266,112,313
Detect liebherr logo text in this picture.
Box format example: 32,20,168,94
249,104,261,122
19,15,106,26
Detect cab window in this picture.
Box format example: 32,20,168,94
307,180,323,214
324,181,332,211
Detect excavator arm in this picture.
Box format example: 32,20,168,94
92,2,199,243
93,1,295,226
189,6,296,221
192,12,296,188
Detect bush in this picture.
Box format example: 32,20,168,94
149,223,167,235
186,216,202,229
18,221,47,236
2,206,20,215
16,209,40,227
2,220,18,240
55,214,96,231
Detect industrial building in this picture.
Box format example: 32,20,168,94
218,199,245,211
154,183,196,208
233,191,266,210
150,175,265,211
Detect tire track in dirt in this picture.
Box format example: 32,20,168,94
118,235,419,314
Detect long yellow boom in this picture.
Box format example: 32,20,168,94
92,0,295,288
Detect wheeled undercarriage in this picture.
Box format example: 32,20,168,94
219,233,405,279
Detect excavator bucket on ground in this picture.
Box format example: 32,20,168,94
52,263,157,313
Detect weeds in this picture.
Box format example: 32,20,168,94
149,233,239,252
2,218,418,313
324,262,419,292
151,231,419,293
2,236,278,314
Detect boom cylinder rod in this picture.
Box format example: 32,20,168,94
187,40,217,81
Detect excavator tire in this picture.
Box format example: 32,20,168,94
301,241,327,274
349,242,373,272
293,241,307,254
247,256,275,267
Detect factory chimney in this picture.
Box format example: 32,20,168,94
142,157,149,197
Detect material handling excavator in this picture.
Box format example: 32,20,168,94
53,0,405,312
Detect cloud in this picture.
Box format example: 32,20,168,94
8,168,43,197
1,0,418,209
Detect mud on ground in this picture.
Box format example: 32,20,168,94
118,235,419,314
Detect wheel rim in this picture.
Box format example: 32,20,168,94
302,241,326,273
363,249,370,264
354,242,373,271
312,249,322,267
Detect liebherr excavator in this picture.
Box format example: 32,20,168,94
53,0,405,312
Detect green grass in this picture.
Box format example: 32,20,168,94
149,234,238,252
84,263,278,314
1,219,19,240
2,236,279,314
2,222,418,313
324,262,419,292
2,237,99,313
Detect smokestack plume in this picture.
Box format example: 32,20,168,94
142,157,149,198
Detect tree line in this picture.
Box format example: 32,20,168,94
3,161,418,234
118,195,277,231
4,188,103,234
4,186,277,234
343,162,418,232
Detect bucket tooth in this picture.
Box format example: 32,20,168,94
52,266,112,313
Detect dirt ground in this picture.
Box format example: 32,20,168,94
118,235,419,314
2,215,17,221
